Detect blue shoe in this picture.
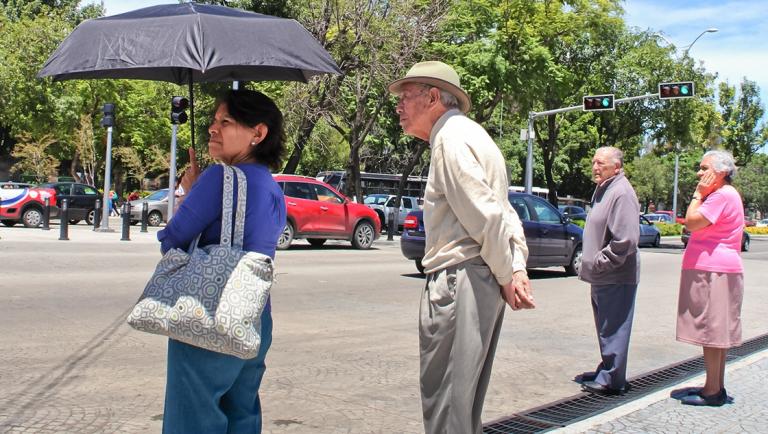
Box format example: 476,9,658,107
680,388,729,407
670,387,703,400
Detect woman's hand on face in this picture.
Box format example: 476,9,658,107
696,170,718,198
180,148,201,194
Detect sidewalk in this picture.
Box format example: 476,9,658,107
555,349,768,433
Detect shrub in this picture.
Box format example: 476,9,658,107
571,219,586,228
656,223,683,236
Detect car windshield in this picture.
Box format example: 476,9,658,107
364,195,388,205
146,190,168,201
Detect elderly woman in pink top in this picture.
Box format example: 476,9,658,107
676,150,744,407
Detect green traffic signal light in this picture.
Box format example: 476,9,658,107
659,82,695,99
583,94,615,112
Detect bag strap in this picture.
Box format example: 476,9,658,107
219,165,235,247
231,166,247,249
219,164,248,249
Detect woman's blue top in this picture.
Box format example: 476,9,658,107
158,163,286,258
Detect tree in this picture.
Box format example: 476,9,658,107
10,132,59,182
70,114,96,185
717,79,768,165
734,153,768,215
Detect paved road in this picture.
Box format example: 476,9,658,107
0,225,766,433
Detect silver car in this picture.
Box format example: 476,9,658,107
129,189,168,226
363,193,422,229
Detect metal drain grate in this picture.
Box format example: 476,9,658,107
483,332,768,434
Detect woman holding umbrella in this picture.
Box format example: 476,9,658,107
157,89,286,432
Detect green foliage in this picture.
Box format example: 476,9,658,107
717,79,768,164
734,153,768,214
10,131,59,182
656,222,683,236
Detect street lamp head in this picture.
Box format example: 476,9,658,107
706,28,719,33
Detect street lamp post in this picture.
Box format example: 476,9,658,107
656,28,718,220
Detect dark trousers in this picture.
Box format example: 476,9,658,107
590,283,638,389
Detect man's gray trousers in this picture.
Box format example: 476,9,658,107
590,283,638,390
419,257,505,434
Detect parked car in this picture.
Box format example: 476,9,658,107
129,189,168,226
363,193,422,229
0,182,57,228
558,205,587,221
655,210,685,224
639,215,661,247
681,227,750,252
756,219,768,228
643,213,674,224
401,192,583,275
274,175,381,250
38,182,100,225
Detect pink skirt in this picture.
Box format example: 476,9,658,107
676,269,743,348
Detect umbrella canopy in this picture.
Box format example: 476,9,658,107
38,2,341,83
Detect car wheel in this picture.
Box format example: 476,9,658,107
69,219,81,225
653,234,661,248
351,221,375,249
147,211,163,227
415,258,425,274
2,220,17,227
277,222,294,250
86,209,96,226
565,246,582,276
22,207,43,228
308,238,326,248
742,237,750,252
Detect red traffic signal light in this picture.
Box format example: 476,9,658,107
171,96,189,124
583,94,615,112
659,82,694,99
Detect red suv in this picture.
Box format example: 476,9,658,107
274,175,380,250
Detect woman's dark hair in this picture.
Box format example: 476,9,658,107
218,90,286,171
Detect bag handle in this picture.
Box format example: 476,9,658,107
219,165,248,249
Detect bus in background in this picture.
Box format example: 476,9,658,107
316,170,427,200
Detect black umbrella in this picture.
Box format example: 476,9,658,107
38,2,340,221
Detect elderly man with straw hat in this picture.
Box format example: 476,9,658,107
389,61,534,433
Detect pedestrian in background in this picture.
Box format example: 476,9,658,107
110,190,120,216
674,150,743,407
389,61,533,434
578,146,640,396
157,89,286,433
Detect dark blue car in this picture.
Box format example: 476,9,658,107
401,192,583,275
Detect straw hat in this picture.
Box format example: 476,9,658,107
388,61,471,113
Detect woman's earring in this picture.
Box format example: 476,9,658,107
250,141,257,146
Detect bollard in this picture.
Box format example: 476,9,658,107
59,199,69,241
386,210,396,241
93,198,101,231
42,197,51,231
121,202,131,241
140,201,149,233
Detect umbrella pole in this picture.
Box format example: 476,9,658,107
188,77,196,158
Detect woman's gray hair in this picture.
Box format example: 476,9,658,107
703,149,737,182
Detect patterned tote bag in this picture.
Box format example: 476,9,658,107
127,165,273,359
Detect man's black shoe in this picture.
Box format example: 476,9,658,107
581,380,630,396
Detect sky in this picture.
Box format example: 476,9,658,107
90,0,768,120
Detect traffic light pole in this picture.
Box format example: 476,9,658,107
167,123,179,221
98,126,114,232
523,93,658,194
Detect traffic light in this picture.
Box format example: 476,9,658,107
659,82,694,99
171,96,189,124
100,103,115,127
583,94,614,112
